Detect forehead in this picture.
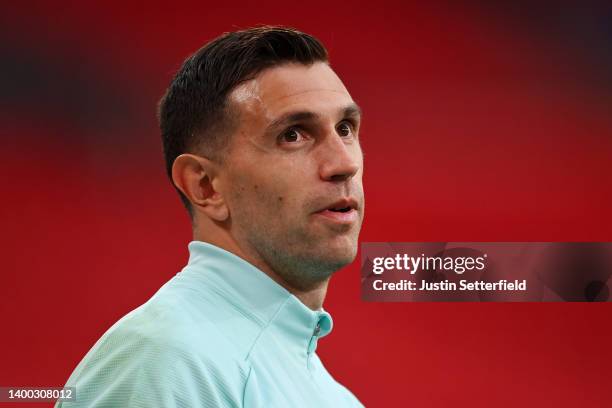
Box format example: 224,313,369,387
229,62,353,121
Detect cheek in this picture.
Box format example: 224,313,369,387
231,173,289,216
226,159,312,222
256,184,287,213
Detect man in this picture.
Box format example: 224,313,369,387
58,26,365,407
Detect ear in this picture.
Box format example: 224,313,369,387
171,154,229,221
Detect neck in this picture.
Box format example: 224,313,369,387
194,224,329,311
285,280,329,310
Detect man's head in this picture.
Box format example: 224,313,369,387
159,26,364,291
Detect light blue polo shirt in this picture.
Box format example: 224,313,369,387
57,241,362,407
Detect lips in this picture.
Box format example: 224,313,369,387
314,197,359,224
319,198,359,213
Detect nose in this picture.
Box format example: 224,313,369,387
318,133,361,182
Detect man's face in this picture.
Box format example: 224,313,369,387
218,62,364,290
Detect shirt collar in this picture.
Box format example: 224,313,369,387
182,241,333,354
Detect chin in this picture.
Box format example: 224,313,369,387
318,237,359,269
276,237,358,291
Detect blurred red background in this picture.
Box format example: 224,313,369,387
1,1,611,407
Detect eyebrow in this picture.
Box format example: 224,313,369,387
266,103,362,132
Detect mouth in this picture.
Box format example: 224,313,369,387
314,198,359,224
328,206,352,213
324,197,358,211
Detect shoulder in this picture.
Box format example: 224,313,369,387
59,293,251,407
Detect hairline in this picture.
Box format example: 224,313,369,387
192,60,332,162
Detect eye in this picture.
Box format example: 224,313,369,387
336,121,354,137
279,127,304,144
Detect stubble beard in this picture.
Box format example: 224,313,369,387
238,218,360,292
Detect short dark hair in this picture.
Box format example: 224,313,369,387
158,26,329,218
